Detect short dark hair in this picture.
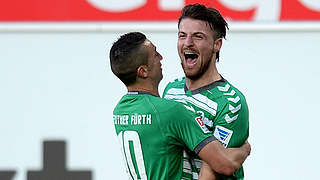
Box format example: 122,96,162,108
178,4,229,61
109,32,148,86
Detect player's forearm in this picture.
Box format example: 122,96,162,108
199,140,251,175
225,141,251,169
224,149,246,171
199,161,219,180
199,141,242,175
214,151,240,175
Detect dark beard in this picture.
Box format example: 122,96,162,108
183,58,212,80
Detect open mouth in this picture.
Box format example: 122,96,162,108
184,52,199,66
185,53,198,59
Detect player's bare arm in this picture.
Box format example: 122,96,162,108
198,140,251,175
198,161,219,180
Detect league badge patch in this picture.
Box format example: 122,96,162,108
213,125,233,147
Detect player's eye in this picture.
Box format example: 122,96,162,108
194,35,203,39
178,33,186,38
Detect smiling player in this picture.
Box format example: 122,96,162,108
163,4,250,180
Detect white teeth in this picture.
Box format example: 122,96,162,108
184,52,198,56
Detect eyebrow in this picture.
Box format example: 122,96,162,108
179,29,204,33
194,32,205,36
178,31,206,36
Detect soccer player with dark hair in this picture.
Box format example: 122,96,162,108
163,4,250,179
110,32,250,180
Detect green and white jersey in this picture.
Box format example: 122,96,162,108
163,77,249,180
113,91,216,180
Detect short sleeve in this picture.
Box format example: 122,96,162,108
167,103,216,153
213,95,249,148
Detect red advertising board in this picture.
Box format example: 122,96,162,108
0,0,319,21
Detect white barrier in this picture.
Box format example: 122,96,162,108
1,22,320,32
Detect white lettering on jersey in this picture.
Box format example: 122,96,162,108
130,114,152,125
113,115,129,125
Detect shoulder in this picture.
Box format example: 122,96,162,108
170,77,185,83
211,80,247,106
205,80,248,121
148,96,199,129
164,77,185,89
147,95,190,114
162,77,186,97
213,80,249,124
212,81,249,147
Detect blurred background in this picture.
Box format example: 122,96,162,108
1,0,320,179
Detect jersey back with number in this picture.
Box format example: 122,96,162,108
163,77,249,180
113,93,214,180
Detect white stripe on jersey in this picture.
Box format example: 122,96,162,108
193,93,218,110
182,161,192,174
165,88,218,116
193,158,202,169
182,151,192,176
166,88,185,94
192,172,199,179
224,89,235,96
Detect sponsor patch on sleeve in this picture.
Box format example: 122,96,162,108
195,116,210,133
213,125,233,147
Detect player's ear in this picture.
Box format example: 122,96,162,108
137,65,148,78
213,38,222,53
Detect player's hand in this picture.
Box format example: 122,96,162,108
242,140,251,156
199,161,219,180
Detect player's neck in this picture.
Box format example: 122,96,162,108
127,83,160,97
185,65,221,91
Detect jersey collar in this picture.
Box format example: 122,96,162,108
127,91,157,97
184,77,226,95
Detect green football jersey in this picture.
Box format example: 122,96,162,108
163,77,249,180
113,91,217,180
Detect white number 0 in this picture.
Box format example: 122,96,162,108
118,131,147,180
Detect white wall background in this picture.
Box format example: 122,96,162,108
0,23,320,180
